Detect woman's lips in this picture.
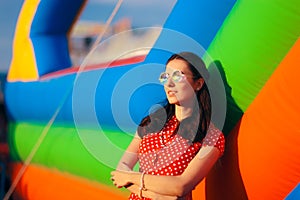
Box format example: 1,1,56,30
167,90,177,96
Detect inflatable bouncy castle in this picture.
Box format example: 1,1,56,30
4,0,300,199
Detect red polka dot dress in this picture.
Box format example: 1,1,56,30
129,115,225,200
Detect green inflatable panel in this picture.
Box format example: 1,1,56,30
8,121,134,185
205,0,300,112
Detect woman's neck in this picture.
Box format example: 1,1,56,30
175,105,194,122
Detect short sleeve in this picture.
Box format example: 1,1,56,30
202,124,225,156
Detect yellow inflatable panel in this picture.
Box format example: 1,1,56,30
7,0,40,82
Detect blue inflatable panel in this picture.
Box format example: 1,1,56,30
30,0,86,75
5,0,236,131
285,183,300,200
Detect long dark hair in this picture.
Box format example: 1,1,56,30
137,52,211,143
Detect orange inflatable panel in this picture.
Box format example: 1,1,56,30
9,162,128,200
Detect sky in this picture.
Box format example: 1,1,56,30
82,0,175,27
0,0,175,73
0,0,23,73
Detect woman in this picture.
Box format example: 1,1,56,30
111,52,225,199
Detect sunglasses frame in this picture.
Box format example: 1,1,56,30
159,70,194,85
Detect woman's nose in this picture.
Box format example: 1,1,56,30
165,77,175,87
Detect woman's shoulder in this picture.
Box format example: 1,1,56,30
202,123,225,156
207,123,224,136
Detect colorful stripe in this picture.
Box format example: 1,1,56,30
206,0,300,111
10,162,128,200
7,0,40,81
8,121,134,185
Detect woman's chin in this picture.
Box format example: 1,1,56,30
167,98,179,105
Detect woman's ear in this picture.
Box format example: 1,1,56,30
195,78,204,91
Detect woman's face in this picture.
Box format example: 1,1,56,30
162,59,203,106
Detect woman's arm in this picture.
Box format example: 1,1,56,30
125,184,178,200
112,133,178,199
111,145,220,197
116,133,140,171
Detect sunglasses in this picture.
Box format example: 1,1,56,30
159,70,195,85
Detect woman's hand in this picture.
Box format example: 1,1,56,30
111,170,179,199
126,184,179,200
111,170,137,188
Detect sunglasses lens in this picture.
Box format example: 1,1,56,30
159,72,169,84
172,71,183,82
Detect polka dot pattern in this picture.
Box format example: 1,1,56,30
202,123,225,156
129,116,225,200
